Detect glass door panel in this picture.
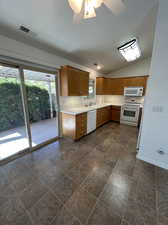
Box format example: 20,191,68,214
23,69,59,147
0,65,29,160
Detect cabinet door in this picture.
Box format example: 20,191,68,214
96,108,103,127
123,76,147,88
96,77,105,95
111,78,124,95
79,70,89,96
104,79,113,95
104,106,111,122
111,106,121,122
60,66,89,96
68,68,81,96
96,106,111,127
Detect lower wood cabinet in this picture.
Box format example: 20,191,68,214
61,112,87,140
111,106,121,122
96,106,111,128
62,105,121,141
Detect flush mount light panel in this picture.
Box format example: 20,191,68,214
118,39,141,62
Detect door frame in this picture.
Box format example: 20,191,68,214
0,60,61,164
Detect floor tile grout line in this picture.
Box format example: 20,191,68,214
83,192,102,225
25,188,64,225
17,192,36,225
62,175,98,225
11,173,42,196
83,163,122,225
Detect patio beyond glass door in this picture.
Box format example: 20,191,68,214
0,65,29,160
24,69,59,147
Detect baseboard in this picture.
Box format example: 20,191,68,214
137,153,168,170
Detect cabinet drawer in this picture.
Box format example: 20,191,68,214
76,113,87,139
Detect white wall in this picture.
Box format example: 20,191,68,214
107,57,151,78
137,0,168,169
0,34,100,79
0,34,103,108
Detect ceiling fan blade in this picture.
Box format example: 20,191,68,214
84,5,96,19
93,0,103,8
73,12,83,24
68,0,84,14
84,0,97,19
73,1,85,24
103,0,125,15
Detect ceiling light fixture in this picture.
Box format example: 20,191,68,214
68,0,125,22
118,38,141,62
94,63,101,70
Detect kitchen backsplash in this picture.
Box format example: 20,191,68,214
104,95,144,104
60,95,145,109
60,96,83,108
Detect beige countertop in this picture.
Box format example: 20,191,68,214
61,103,122,115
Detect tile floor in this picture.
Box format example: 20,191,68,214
0,122,167,225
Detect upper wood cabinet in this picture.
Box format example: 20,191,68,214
96,76,148,95
110,78,124,95
96,77,105,95
96,78,113,95
60,65,89,96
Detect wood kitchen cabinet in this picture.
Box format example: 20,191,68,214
60,65,89,96
96,76,148,95
111,106,121,122
111,78,124,95
96,106,111,128
123,76,148,89
96,78,113,95
96,77,105,95
61,112,87,140
104,78,113,95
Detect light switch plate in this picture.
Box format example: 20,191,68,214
152,105,164,112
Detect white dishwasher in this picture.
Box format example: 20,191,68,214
87,110,97,134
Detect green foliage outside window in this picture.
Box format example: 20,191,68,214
0,82,50,132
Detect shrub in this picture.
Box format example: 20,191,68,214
0,82,50,132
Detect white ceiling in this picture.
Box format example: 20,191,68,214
0,0,158,74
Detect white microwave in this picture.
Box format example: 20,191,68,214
124,87,144,97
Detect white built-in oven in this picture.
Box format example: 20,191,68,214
120,103,140,126
124,87,143,97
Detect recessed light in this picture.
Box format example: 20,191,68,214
94,63,101,70
118,38,141,62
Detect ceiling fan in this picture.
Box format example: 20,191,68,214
68,0,125,22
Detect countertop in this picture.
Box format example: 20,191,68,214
61,103,122,115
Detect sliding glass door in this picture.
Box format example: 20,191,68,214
0,65,29,160
0,63,59,161
23,69,59,147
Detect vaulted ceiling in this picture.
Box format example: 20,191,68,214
0,0,158,73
